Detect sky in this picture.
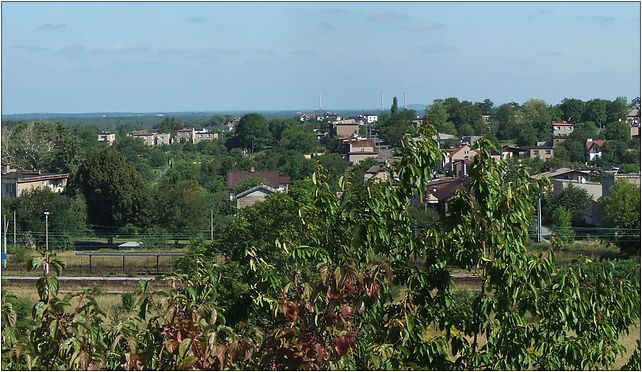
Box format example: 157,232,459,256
1,2,640,114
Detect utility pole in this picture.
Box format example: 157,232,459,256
44,211,49,275
537,196,542,243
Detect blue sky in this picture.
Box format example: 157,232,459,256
2,2,640,114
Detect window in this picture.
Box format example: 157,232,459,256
545,150,552,155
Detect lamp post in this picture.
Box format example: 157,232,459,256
44,211,49,275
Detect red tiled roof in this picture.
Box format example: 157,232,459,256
176,128,194,132
449,145,470,157
586,139,606,151
433,176,470,202
226,170,291,189
552,121,575,126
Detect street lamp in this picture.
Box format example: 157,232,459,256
44,211,49,275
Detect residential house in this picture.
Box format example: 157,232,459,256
175,128,195,143
97,132,116,145
532,168,591,183
225,117,240,133
299,113,320,123
502,145,527,158
129,131,171,146
363,165,388,183
527,146,554,160
365,114,379,124
424,177,457,205
226,168,291,192
460,136,481,146
233,184,279,209
342,138,378,165
445,144,479,171
411,116,424,126
1,166,68,198
433,176,470,218
532,168,599,225
129,130,155,146
585,139,606,162
154,133,171,146
451,159,473,178
334,123,360,140
552,121,575,146
194,128,219,143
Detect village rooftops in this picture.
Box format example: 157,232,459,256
226,169,291,190
531,167,591,180
2,168,69,183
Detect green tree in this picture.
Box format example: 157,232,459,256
521,99,552,142
391,96,398,114
606,96,629,123
559,98,585,123
279,125,318,153
559,140,586,163
234,113,270,153
604,121,631,142
155,180,211,241
599,180,641,254
474,98,494,115
2,190,87,250
426,100,449,129
72,147,152,236
551,206,575,245
582,99,609,127
602,140,628,165
555,185,593,225
571,121,601,142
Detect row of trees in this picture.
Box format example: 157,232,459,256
2,124,639,370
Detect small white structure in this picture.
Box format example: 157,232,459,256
118,242,143,249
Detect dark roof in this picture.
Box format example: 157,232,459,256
2,170,68,183
433,176,470,202
226,170,291,189
234,184,278,199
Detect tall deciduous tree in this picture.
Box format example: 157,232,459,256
599,180,641,254
604,121,631,142
234,113,270,153
559,98,585,123
73,148,152,234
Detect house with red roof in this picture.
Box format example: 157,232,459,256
585,138,606,162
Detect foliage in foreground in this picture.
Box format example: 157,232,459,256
1,124,640,370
